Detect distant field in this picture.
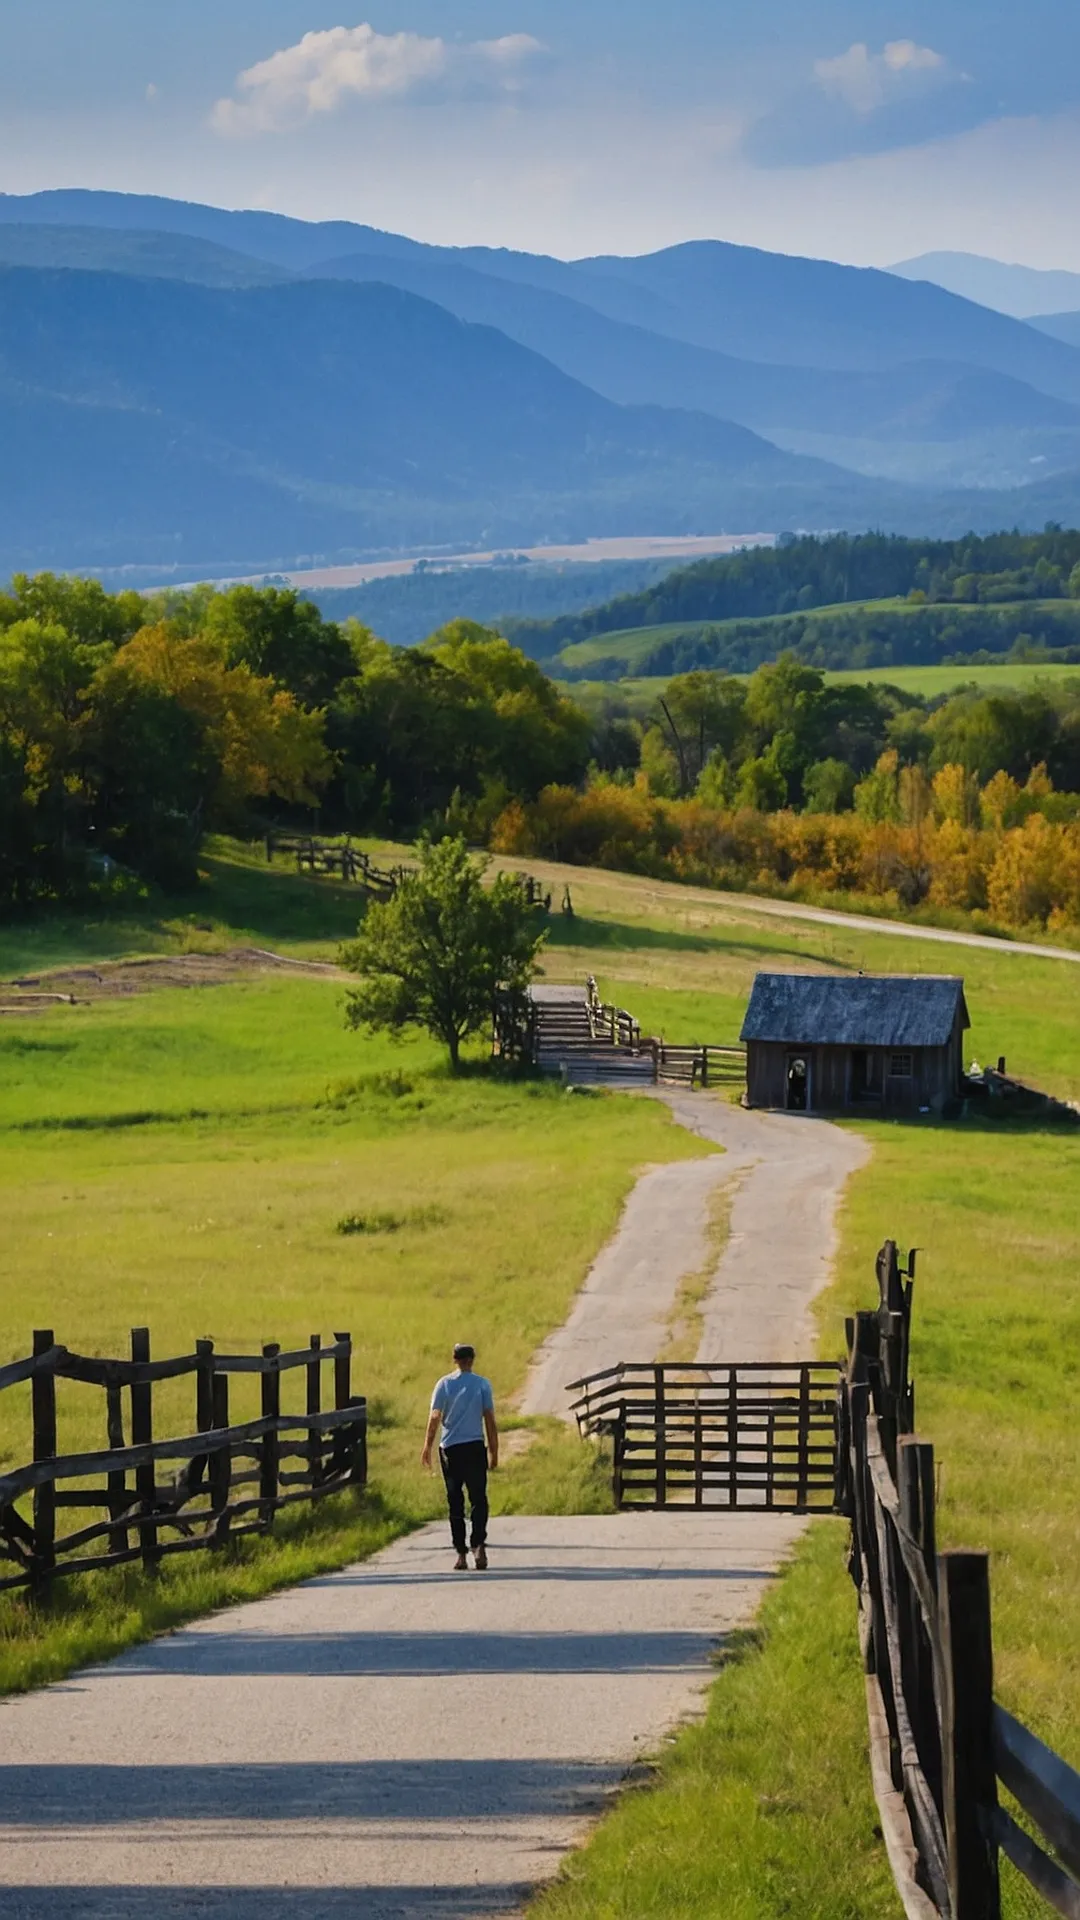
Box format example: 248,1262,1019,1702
560,659,1080,714
554,597,1080,674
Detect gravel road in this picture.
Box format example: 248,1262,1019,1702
1,1092,866,1918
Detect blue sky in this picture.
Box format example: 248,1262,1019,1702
2,2,1078,263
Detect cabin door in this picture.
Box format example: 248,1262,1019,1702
785,1053,809,1111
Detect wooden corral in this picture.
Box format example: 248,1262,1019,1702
741,973,969,1115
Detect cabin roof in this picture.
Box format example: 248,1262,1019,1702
740,973,969,1049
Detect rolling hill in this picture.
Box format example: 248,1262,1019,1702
891,252,1080,320
7,191,1080,570
0,266,926,573
6,190,1080,499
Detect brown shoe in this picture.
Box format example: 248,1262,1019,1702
473,1546,488,1571
453,1553,468,1571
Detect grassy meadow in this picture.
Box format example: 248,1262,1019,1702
3,842,1078,1918
562,662,1080,718
552,596,1080,675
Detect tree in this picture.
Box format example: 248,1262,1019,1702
107,625,333,823
803,757,855,814
340,837,547,1070
198,585,362,709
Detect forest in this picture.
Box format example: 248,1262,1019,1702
508,526,1080,662
3,572,1080,935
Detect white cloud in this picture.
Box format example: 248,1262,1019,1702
212,23,545,136
814,40,948,116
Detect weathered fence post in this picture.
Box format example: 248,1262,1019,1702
796,1365,811,1508
105,1377,128,1559
260,1343,281,1527
694,1400,704,1508
31,1329,57,1598
209,1365,231,1543
939,1550,1001,1920
612,1410,625,1509
130,1327,159,1573
307,1334,323,1491
654,1365,667,1507
897,1436,942,1811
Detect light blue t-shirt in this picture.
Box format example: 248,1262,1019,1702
431,1370,494,1449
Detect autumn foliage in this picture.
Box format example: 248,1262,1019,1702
491,765,1080,937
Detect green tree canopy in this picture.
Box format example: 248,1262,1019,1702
340,837,546,1070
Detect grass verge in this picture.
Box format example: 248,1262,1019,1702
0,974,700,1694
530,1113,1078,1919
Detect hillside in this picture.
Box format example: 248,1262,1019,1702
0,222,289,287
544,599,1080,680
314,249,1079,448
891,251,1080,319
6,192,1080,503
509,529,1080,648
0,266,917,572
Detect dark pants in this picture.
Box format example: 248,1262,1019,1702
440,1440,489,1553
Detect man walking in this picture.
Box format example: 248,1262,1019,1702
421,1343,498,1571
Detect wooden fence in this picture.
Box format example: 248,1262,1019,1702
844,1244,1080,1918
584,975,745,1088
265,833,403,899
0,1330,367,1597
568,1360,842,1511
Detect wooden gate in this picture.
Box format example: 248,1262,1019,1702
568,1360,844,1512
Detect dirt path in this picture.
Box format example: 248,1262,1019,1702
0,1093,865,1918
522,1092,867,1416
0,949,345,1014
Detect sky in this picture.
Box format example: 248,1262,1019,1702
2,2,1079,265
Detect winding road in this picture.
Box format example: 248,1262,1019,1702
1,1092,867,1919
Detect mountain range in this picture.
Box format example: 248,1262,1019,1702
5,190,1080,573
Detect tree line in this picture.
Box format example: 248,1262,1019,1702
507,527,1080,659
4,571,1080,938
0,576,590,909
560,602,1080,681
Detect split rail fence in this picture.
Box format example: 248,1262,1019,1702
843,1243,1080,1919
0,1330,367,1597
584,976,746,1089
265,833,404,898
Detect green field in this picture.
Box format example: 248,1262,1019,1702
553,595,1080,679
3,847,1078,1917
561,660,1080,717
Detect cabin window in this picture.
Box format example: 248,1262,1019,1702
889,1052,913,1078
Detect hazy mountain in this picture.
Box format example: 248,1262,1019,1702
1031,312,1080,349
0,266,915,574
0,222,289,286
5,189,1080,396
892,251,1080,320
313,249,1078,446
4,191,1080,572
0,189,426,272
568,242,1080,396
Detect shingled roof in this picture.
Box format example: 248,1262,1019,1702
740,973,969,1049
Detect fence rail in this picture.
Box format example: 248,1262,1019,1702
569,1360,842,1512
584,975,745,1088
845,1245,1080,1919
0,1329,367,1596
265,833,404,898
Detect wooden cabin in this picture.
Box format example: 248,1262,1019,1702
740,973,970,1114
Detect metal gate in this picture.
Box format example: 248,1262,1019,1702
568,1361,844,1512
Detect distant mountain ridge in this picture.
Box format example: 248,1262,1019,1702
892,251,1080,320
5,190,1080,571
0,265,922,573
